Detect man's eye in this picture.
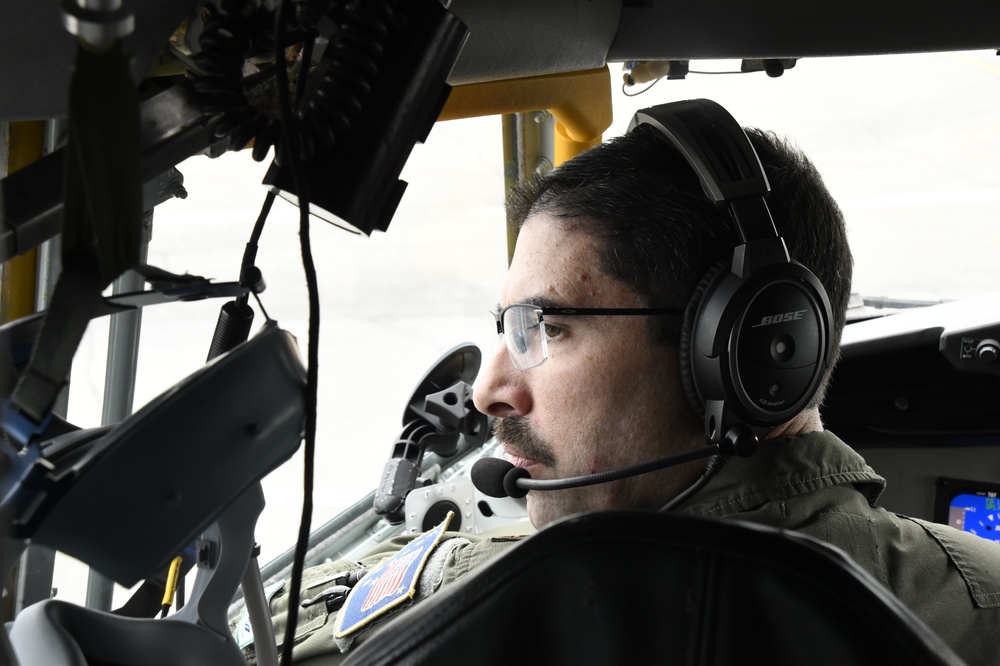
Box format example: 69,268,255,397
541,322,564,340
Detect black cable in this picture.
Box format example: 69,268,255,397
274,1,320,664
246,190,277,254
252,290,274,323
176,573,185,610
238,189,277,308
230,30,314,322
661,454,730,512
294,32,316,108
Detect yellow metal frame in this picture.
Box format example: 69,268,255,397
1,121,45,324
440,67,614,261
440,66,613,166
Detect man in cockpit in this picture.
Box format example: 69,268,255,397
467,107,1000,664
252,101,1000,665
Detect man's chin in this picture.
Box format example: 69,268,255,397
525,492,581,530
525,494,551,530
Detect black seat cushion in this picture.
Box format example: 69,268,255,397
344,511,965,665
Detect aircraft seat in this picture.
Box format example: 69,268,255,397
343,510,966,665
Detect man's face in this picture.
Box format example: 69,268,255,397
472,212,705,529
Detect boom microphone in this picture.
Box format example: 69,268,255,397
471,457,531,498
471,445,726,499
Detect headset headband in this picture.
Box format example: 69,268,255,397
627,99,834,453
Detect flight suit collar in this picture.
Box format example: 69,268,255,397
676,429,886,516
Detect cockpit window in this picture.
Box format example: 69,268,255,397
47,50,999,607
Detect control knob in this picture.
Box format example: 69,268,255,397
976,339,1000,364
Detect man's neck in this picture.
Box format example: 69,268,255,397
765,408,824,440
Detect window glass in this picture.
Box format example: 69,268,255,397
54,51,999,588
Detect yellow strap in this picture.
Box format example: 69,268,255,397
160,556,184,608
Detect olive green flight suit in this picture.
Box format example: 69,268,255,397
674,430,1000,666
239,430,1000,665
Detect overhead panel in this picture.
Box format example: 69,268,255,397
609,0,1000,61
445,0,622,85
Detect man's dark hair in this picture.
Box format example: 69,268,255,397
506,122,853,407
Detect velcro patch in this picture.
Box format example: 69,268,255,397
334,512,453,639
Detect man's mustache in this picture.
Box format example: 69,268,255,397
492,417,556,466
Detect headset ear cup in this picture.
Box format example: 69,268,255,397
678,259,728,419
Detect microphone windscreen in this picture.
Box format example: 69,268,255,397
502,466,530,499
471,457,515,498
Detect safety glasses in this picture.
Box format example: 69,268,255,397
492,304,684,370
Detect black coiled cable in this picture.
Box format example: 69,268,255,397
191,0,279,158
296,0,393,162
190,0,395,164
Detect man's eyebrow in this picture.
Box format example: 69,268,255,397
521,295,566,309
496,296,568,311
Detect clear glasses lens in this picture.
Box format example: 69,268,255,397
501,305,548,370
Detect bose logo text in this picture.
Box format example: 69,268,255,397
752,310,807,327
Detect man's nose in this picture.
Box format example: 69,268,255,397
472,341,532,418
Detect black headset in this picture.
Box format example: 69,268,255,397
626,99,834,454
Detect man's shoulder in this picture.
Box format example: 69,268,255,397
437,522,534,583
897,515,1000,609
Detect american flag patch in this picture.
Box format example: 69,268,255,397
334,511,453,638
360,550,420,612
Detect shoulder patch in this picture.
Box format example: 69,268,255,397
334,511,453,639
